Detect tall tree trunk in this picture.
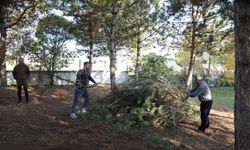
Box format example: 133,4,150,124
208,54,211,75
49,56,56,86
135,32,141,82
234,1,250,150
88,17,94,68
0,6,7,89
48,72,54,86
110,1,118,94
185,5,198,88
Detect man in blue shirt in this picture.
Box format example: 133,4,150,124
187,75,213,132
70,62,97,119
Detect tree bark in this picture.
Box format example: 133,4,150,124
109,0,118,95
49,55,56,86
88,17,94,68
185,5,198,88
48,72,54,86
208,54,211,75
234,1,250,150
0,6,7,89
0,3,33,89
135,32,141,82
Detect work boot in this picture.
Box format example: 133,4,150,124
16,100,22,105
198,126,205,132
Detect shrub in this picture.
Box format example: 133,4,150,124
213,71,234,87
103,79,192,127
139,54,172,79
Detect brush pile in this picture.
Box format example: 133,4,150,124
103,78,192,127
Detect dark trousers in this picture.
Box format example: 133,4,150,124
17,83,29,103
200,101,213,130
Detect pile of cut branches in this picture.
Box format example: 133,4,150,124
103,79,191,127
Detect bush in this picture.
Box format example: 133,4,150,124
214,72,234,87
214,77,234,87
139,54,172,79
205,72,234,87
103,79,192,127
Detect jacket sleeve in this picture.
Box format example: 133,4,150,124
13,66,17,80
189,85,205,97
75,71,81,86
189,86,197,93
26,66,31,76
88,75,96,84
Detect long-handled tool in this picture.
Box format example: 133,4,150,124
54,74,98,88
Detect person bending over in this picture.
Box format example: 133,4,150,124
187,75,213,132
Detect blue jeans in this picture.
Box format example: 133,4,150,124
71,87,90,114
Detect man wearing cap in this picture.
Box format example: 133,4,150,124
187,75,213,132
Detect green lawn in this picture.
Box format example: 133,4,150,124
210,87,234,110
191,87,234,111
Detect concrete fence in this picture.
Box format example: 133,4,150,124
6,71,129,86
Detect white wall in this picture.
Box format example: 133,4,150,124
6,70,129,86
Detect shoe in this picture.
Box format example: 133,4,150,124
16,100,22,105
198,126,205,132
70,113,77,119
81,108,87,113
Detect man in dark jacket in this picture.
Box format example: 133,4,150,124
70,62,97,119
13,58,30,104
187,75,213,132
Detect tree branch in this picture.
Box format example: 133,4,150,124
117,0,137,13
7,6,32,28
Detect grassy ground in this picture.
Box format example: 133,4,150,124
190,86,234,111
211,87,234,111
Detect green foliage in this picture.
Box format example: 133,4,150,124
214,75,234,87
161,0,234,81
211,51,235,87
127,0,159,48
0,0,39,83
140,53,172,79
23,15,75,85
105,79,191,127
222,51,235,70
59,0,105,56
24,15,74,70
175,51,190,74
176,51,190,67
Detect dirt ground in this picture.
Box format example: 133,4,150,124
0,85,234,150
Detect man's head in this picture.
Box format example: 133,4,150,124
83,62,91,69
195,74,203,84
19,58,24,64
